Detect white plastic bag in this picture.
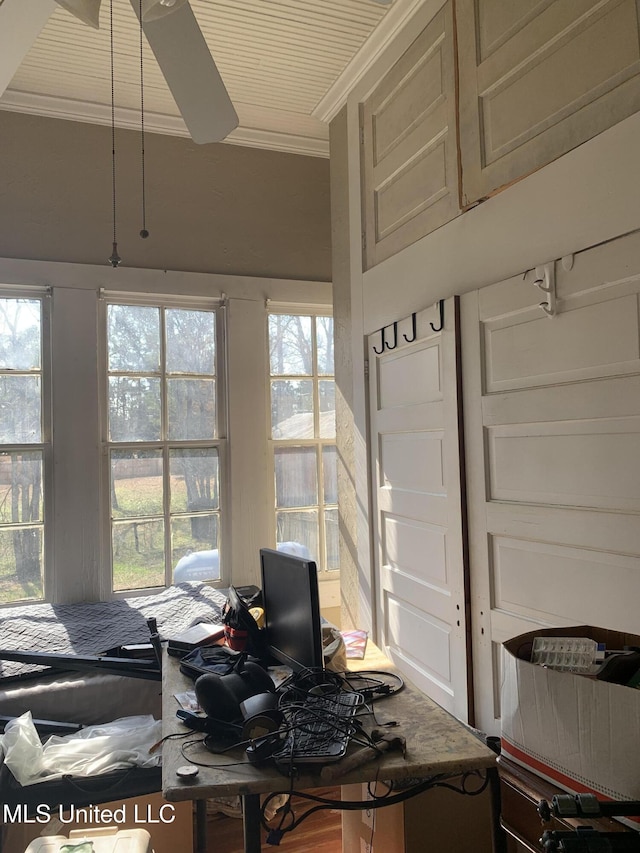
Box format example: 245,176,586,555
0,711,162,786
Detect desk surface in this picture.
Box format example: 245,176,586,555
161,644,496,802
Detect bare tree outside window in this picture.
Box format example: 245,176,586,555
268,312,338,572
106,303,221,592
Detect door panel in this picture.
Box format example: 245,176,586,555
457,0,640,204
462,230,640,733
368,298,470,721
361,2,460,268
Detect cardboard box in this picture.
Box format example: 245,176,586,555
342,779,493,853
25,828,152,853
501,625,640,810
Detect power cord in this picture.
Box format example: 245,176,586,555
260,771,490,844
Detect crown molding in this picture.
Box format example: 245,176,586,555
312,0,435,123
0,90,329,158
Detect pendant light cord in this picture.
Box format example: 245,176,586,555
139,0,149,238
108,0,121,266
110,0,117,247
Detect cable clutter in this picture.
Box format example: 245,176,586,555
171,660,492,846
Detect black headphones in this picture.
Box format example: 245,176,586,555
195,659,274,723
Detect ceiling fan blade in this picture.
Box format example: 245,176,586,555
54,0,101,28
0,0,57,96
130,0,238,145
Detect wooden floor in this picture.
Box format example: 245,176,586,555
201,787,343,853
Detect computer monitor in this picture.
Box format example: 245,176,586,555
260,547,323,673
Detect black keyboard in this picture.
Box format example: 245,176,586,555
273,690,364,765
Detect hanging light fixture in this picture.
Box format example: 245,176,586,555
141,0,188,22
107,0,121,268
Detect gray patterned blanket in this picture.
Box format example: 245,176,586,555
0,583,227,681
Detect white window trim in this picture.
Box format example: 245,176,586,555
267,308,338,582
0,286,52,607
0,257,331,603
97,293,229,598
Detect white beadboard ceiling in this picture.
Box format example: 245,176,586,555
0,0,416,157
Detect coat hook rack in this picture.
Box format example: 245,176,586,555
430,299,444,332
529,264,556,317
384,321,398,350
372,313,417,354
372,328,385,354
403,313,417,343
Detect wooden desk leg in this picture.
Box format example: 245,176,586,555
195,799,208,853
487,767,507,853
242,793,262,853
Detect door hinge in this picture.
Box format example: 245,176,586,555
361,232,366,251
360,126,365,145
364,359,369,378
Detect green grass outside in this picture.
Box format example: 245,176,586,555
0,476,219,604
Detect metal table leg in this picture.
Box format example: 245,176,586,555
242,793,262,853
195,799,208,853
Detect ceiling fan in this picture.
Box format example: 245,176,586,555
53,0,238,144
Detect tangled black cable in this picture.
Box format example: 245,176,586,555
260,770,490,843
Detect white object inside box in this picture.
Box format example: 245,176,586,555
501,626,640,811
25,827,151,853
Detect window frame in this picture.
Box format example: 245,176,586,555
267,304,338,579
0,258,332,607
98,291,229,597
0,285,52,606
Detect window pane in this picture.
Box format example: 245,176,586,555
0,299,41,370
167,378,216,440
277,510,318,562
112,519,164,591
316,316,334,375
325,508,339,570
319,380,336,439
0,376,41,443
111,450,163,520
323,445,337,505
109,377,161,442
269,315,313,375
275,446,317,508
0,526,43,603
170,448,219,513
107,305,160,372
0,452,43,523
172,516,220,583
271,379,313,438
166,309,215,375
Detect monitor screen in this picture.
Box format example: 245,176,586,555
260,547,323,673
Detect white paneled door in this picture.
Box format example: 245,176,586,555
368,297,471,722
462,231,640,735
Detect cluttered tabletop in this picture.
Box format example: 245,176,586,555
161,641,497,801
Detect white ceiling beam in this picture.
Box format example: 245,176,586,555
0,0,57,98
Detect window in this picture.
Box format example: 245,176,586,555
104,299,225,592
0,262,331,608
0,293,49,604
268,312,337,573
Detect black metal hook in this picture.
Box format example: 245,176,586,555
372,328,385,354
384,321,398,350
402,312,417,343
430,299,444,332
